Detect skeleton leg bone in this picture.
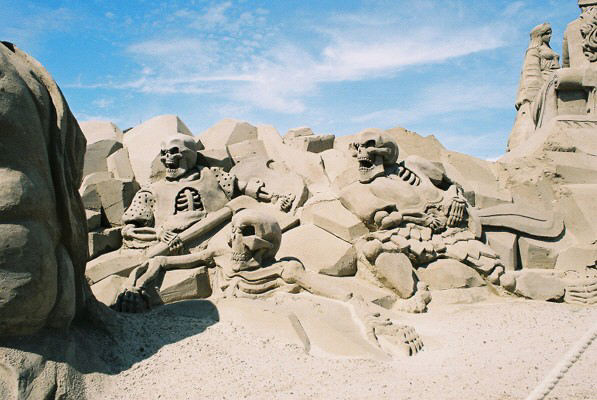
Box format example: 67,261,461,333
280,260,425,356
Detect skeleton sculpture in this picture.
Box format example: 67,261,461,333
340,129,504,295
121,134,292,253
116,209,428,357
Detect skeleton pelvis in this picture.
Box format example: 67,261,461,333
217,261,295,297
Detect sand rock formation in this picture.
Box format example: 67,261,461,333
0,42,94,400
0,42,88,336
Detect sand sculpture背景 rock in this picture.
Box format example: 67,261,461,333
0,42,89,336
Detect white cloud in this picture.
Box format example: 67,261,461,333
351,83,513,126
92,98,114,109
69,2,512,114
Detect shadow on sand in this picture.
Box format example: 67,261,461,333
0,299,220,376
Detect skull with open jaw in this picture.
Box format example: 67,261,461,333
349,129,399,183
159,134,198,180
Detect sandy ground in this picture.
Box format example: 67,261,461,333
82,293,597,400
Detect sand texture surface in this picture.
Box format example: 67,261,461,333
79,291,597,400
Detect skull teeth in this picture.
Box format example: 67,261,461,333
358,157,374,171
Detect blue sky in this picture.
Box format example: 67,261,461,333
1,0,580,159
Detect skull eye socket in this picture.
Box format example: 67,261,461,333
363,140,376,148
168,147,180,155
240,225,255,236
160,149,166,156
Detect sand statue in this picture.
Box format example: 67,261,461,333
339,130,505,296
509,0,597,144
563,0,597,68
115,208,426,357
0,42,89,336
121,134,292,251
509,23,560,150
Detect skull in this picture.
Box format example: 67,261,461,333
159,134,198,180
350,129,399,183
227,209,282,272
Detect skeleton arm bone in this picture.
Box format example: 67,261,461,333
280,260,425,355
375,207,444,231
237,177,294,211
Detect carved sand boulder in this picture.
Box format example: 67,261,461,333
0,42,89,336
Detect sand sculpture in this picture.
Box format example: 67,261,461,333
509,23,560,150
1,2,597,398
509,0,597,148
0,41,89,336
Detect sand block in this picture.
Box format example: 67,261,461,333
199,148,233,171
107,148,135,181
227,139,268,164
555,245,597,271
86,249,144,284
514,270,565,301
83,139,123,177
548,152,597,184
217,295,388,360
93,178,140,226
320,148,359,186
124,115,193,185
386,127,446,163
91,275,127,307
80,120,123,145
88,227,122,260
373,253,417,299
198,119,258,150
285,135,335,153
441,151,511,208
256,125,329,194
518,237,561,270
80,184,102,211
159,267,211,304
86,209,101,231
510,177,557,211
309,200,368,242
284,126,313,139
417,259,485,290
485,231,519,271
278,224,357,276
559,184,597,241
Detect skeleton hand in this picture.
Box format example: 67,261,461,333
158,229,183,254
423,214,444,232
368,317,424,357
278,193,294,212
113,286,150,313
446,197,466,227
